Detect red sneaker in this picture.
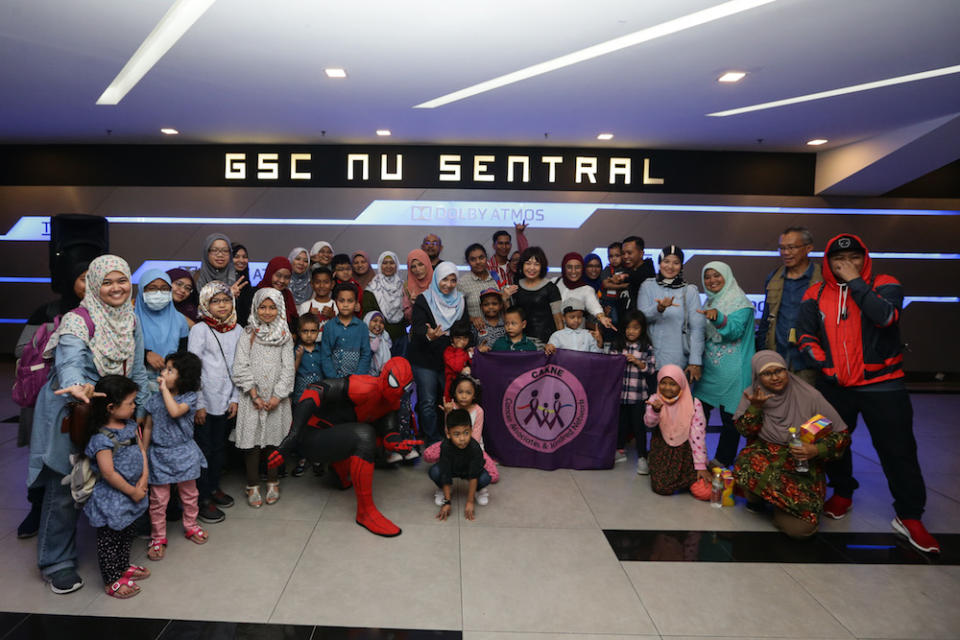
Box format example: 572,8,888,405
892,517,940,554
823,495,852,519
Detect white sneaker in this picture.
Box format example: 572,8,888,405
434,489,445,506
476,488,489,506
614,449,627,463
404,449,420,461
636,457,650,475
386,451,403,464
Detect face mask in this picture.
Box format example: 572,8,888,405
143,290,172,311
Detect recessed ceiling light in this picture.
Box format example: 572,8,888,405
708,63,960,117
413,0,777,108
807,138,828,146
376,129,391,136
717,71,746,83
325,68,347,78
597,133,614,140
160,128,179,135
96,0,217,105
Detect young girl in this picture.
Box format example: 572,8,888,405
83,374,149,599
442,321,473,402
424,375,498,502
364,311,393,376
232,288,295,507
189,281,242,524
644,364,711,498
143,351,207,560
607,311,657,473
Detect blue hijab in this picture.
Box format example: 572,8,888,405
135,268,188,359
583,253,603,291
421,261,464,331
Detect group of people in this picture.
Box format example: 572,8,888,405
15,221,940,598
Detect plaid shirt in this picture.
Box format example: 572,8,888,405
609,342,656,404
458,270,500,320
472,317,506,349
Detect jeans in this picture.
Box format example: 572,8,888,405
36,465,79,577
428,463,491,490
700,401,739,467
617,402,647,457
412,364,444,445
195,412,229,501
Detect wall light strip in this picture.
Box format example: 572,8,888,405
707,63,960,117
0,318,27,324
413,0,777,108
96,0,217,105
0,277,52,283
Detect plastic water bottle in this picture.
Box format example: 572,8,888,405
710,468,723,508
789,427,809,473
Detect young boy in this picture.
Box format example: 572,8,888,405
473,288,506,352
601,242,627,327
490,306,544,352
331,253,376,315
318,283,372,379
297,267,337,331
546,299,603,354
431,408,491,520
443,321,473,402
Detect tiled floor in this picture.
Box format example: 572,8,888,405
1,359,958,639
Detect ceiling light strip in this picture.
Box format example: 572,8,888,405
96,0,217,105
413,0,777,108
708,64,960,117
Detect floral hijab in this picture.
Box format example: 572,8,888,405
199,280,237,332
248,288,291,346
368,251,404,324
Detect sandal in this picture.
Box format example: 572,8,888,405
184,526,208,544
246,485,262,508
265,482,280,505
123,564,150,581
105,577,140,599
147,538,167,561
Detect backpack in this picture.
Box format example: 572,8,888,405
12,307,94,408
61,426,137,507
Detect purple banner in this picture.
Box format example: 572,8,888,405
472,350,626,470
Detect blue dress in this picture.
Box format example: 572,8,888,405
637,280,705,369
145,391,206,485
83,420,148,530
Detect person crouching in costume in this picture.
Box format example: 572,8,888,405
267,357,418,537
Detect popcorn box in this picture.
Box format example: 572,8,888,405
799,414,833,444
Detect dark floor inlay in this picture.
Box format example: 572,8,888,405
3,613,170,640
603,529,960,564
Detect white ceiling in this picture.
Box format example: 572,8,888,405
1,0,959,152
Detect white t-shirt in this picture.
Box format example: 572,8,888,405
297,298,338,333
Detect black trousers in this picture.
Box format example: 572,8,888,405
617,403,647,457
700,401,739,467
818,383,926,520
96,523,137,585
195,412,229,501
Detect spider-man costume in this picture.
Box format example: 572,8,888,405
268,357,418,537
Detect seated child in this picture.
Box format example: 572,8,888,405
546,299,603,354
490,306,544,352
365,311,393,376
443,320,473,401
473,288,506,351
424,374,498,487
319,283,372,379
430,408,492,522
644,364,711,498
297,266,338,329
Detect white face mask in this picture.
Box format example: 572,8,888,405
143,290,172,311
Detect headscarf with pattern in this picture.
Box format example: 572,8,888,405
248,288,291,346
199,280,237,332
287,247,312,305
367,251,404,324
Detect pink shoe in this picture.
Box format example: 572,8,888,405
892,517,940,554
823,495,852,519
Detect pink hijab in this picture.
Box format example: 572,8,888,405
406,249,433,298
651,364,695,446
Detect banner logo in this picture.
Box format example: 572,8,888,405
502,364,588,452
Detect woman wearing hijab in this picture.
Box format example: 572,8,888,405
166,268,200,325
582,253,604,292
733,351,850,538
638,245,705,381
367,251,409,356
693,261,756,467
237,257,298,332
195,233,237,290
553,252,614,330
288,247,312,306
310,241,334,269
135,268,190,382
407,261,464,445
351,250,376,290
402,248,433,323
28,255,152,594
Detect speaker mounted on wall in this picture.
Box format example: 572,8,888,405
49,214,109,295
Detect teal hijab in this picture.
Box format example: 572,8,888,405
701,261,752,343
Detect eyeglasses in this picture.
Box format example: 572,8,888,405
778,244,808,253
209,296,232,304
758,367,787,379
172,281,194,292
422,240,441,246
208,248,231,255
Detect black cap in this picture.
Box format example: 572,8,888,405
826,235,866,256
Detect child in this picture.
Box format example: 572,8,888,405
83,374,149,599
490,306,544,352
601,242,627,321
425,374,498,498
607,311,657,473
431,408,492,522
364,311,393,376
319,283,372,379
331,253,377,315
546,299,603,354
644,364,711,498
188,281,243,524
143,351,207,560
297,266,338,332
290,313,324,477
443,320,473,401
233,288,295,508
472,288,506,351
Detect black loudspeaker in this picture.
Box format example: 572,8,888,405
49,214,109,295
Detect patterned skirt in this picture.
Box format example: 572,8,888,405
733,440,826,525
648,429,697,495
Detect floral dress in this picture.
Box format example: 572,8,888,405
732,407,850,524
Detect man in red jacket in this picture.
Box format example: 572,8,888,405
796,234,938,554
